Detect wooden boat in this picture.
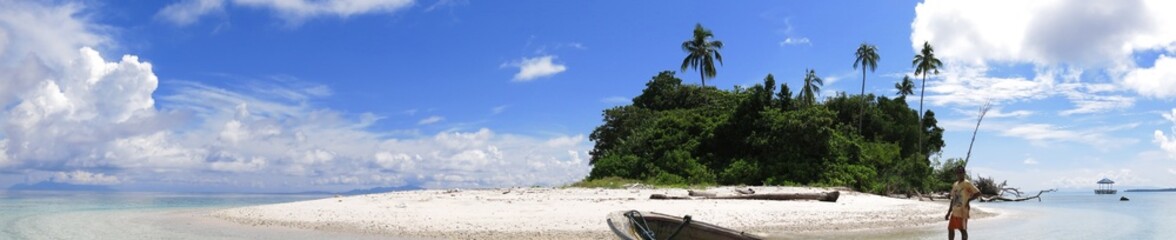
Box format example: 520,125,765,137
607,210,764,240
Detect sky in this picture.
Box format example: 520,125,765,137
0,0,1174,192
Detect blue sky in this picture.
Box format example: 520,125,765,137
1,0,1175,192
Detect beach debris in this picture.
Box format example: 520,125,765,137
651,191,840,202
980,189,1056,202
687,190,717,197
734,188,755,195
623,183,653,190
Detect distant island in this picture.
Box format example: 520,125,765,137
285,185,424,195
8,181,116,192
1124,188,1176,192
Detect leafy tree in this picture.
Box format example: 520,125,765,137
895,75,915,98
776,83,795,111
799,69,823,107
587,70,946,194
680,23,724,87
912,41,943,149
853,43,880,130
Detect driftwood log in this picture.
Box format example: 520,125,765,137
652,191,840,202
688,190,717,197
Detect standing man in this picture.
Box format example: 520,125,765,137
946,166,980,240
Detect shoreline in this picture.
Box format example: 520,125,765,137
208,186,1001,239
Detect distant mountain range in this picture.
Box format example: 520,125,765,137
1124,188,1176,192
7,181,116,192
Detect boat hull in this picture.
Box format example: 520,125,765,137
607,210,764,240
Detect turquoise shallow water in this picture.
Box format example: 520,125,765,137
978,191,1176,240
832,191,1176,240
0,191,324,239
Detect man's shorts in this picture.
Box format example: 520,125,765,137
948,216,968,230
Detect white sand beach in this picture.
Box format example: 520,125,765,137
211,186,997,239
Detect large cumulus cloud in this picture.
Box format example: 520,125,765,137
911,0,1176,109
0,1,589,191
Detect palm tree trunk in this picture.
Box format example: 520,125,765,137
918,74,926,154
859,68,866,132
700,70,706,87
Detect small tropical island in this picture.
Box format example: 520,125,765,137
584,24,979,197
213,23,1023,239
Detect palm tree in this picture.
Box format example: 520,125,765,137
895,75,914,97
680,23,724,87
853,43,880,130
912,41,943,119
800,69,823,106
913,41,943,151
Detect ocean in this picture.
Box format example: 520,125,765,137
840,191,1176,240
2,191,1173,239
0,191,331,239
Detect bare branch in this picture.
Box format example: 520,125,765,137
963,102,992,167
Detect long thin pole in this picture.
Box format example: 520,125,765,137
963,102,992,168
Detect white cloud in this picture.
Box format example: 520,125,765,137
1154,108,1176,159
912,0,1174,67
53,170,122,185
779,37,810,46
820,70,856,87
1059,94,1134,116
923,64,1052,107
491,105,508,115
912,0,1176,105
417,115,444,125
1023,157,1039,165
1048,168,1146,189
157,0,414,26
504,55,567,82
156,0,225,26
985,107,1033,119
424,0,467,12
1001,123,1136,150
1123,55,1176,98
0,1,591,191
0,1,107,68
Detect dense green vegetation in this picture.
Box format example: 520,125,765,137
587,71,946,194
584,24,955,194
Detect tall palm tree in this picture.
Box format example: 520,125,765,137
800,69,823,106
853,43,880,130
680,23,724,87
912,41,943,120
895,75,914,98
913,41,943,151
